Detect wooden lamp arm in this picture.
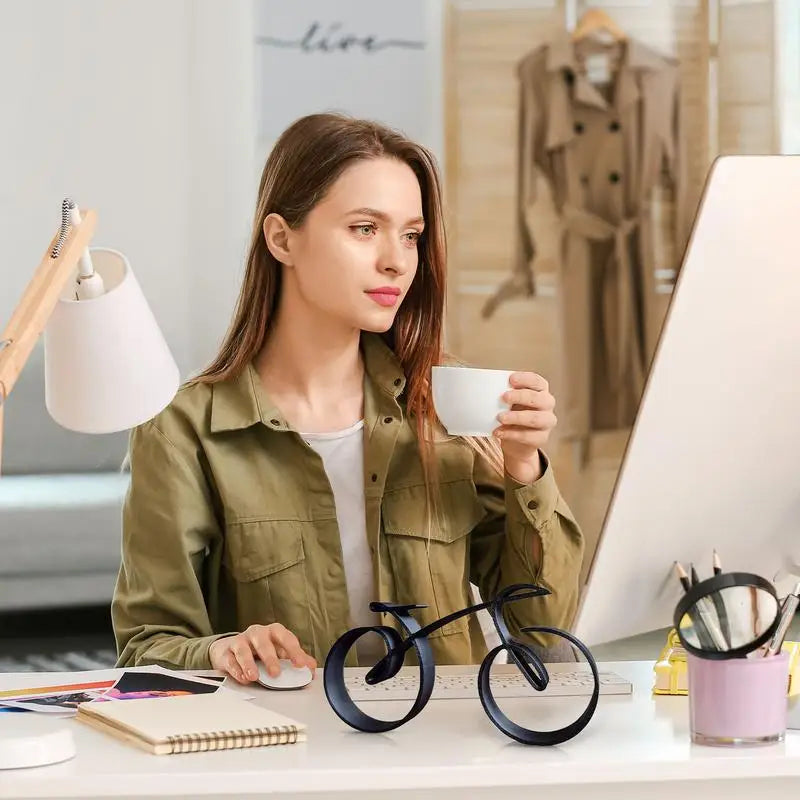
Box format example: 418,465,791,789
0,209,97,474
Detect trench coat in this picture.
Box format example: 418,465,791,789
485,32,690,442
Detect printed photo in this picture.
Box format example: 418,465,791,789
0,670,225,714
2,690,110,713
91,670,222,702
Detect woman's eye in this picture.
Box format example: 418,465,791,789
403,231,421,246
352,224,376,237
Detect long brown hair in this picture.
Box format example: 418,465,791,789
193,113,501,500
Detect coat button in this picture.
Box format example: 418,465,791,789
270,418,281,426
609,120,620,132
527,500,538,510
393,378,402,387
383,416,394,424
609,171,621,184
574,121,584,134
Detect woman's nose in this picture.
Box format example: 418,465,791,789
377,239,407,275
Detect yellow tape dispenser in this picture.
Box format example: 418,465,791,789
653,629,800,696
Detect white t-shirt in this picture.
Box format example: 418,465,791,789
300,420,383,662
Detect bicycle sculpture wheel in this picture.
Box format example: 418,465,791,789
323,583,600,745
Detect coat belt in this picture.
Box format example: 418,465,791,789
561,204,645,400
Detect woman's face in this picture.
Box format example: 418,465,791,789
273,156,424,333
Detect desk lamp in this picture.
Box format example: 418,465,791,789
0,198,180,475
0,199,179,769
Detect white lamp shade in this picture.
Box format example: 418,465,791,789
44,248,180,434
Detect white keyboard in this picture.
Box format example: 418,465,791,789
342,664,632,702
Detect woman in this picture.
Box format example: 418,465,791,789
112,113,584,685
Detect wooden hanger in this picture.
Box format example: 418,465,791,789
571,8,626,42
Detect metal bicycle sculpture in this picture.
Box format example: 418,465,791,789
323,583,600,745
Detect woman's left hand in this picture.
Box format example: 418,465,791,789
493,371,557,485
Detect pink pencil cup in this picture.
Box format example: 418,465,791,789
687,651,789,746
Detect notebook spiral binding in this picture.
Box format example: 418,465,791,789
165,724,300,754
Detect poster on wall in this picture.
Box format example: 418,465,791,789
253,0,442,166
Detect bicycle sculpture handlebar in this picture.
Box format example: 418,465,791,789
323,583,600,745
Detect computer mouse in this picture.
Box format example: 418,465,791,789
256,660,313,690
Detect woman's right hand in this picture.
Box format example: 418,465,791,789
208,623,317,685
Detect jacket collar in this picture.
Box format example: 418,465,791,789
209,333,407,434
545,32,665,115
546,32,666,73
361,332,407,400
209,362,270,434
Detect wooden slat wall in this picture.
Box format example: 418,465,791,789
718,0,776,154
444,0,777,586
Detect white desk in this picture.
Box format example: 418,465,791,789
1,661,799,800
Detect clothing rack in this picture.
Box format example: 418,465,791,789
564,0,578,31
707,0,720,160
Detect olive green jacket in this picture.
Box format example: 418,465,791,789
112,334,584,670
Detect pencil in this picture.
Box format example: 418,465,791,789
688,561,729,649
708,563,731,648
763,582,800,656
674,561,691,593
674,561,724,651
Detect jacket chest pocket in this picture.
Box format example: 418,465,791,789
224,519,314,653
381,479,486,637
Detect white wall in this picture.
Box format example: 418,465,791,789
188,1,258,369
2,1,191,373
777,0,800,153
1,0,444,384
0,0,255,377
253,0,444,165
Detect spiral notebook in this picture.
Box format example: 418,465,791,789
76,692,306,755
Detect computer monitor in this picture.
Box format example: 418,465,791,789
573,155,800,647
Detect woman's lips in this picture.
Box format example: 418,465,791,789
366,290,400,307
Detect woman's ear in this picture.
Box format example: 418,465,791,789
263,213,294,266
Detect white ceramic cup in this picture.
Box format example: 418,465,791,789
431,365,514,437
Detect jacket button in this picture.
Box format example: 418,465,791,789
574,121,584,134
609,120,620,132
270,418,281,426
383,416,394,424
527,500,538,510
393,378,402,387
609,171,621,184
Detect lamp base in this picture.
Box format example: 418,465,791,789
0,717,76,769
